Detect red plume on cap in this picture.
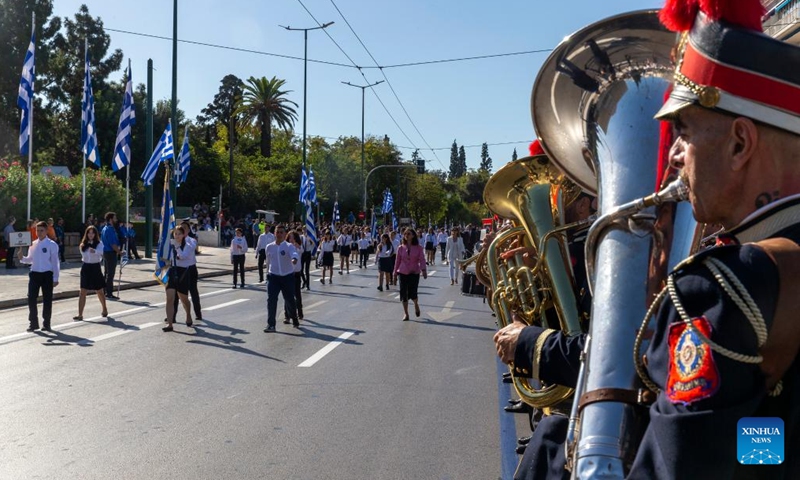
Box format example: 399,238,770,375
660,0,765,32
529,140,544,157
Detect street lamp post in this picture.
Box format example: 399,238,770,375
342,80,384,215
281,21,334,170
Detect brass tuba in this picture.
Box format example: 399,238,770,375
482,154,586,408
530,10,699,478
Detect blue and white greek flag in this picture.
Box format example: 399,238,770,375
17,19,35,156
332,201,340,235
141,121,175,186
175,127,191,186
392,212,398,231
308,169,317,203
112,65,136,172
370,208,377,241
382,189,393,214
155,170,176,285
305,202,317,255
299,167,308,202
81,48,100,167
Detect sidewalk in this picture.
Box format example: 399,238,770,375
0,247,257,310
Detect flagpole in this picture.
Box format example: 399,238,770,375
81,37,87,226
27,11,35,223
125,58,131,233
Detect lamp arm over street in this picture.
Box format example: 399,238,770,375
363,164,416,213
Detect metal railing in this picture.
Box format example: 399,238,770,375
763,0,800,39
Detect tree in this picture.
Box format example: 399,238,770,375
479,142,492,171
0,0,60,157
512,148,518,161
196,74,243,145
234,76,298,158
458,146,467,175
449,139,459,179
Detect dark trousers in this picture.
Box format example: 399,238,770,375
103,251,118,296
58,240,65,262
439,242,447,261
173,265,201,319
232,254,245,286
285,271,303,319
128,238,140,259
359,249,369,267
28,271,54,328
301,251,311,288
398,272,421,302
5,246,15,268
257,250,266,282
268,273,296,327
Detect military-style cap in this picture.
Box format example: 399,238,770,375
655,0,800,135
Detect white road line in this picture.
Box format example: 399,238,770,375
76,322,162,346
298,331,356,367
304,301,327,310
443,301,455,313
205,299,249,311
0,288,235,345
429,270,437,276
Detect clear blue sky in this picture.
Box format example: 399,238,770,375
53,0,659,172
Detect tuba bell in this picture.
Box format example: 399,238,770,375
531,10,700,478
482,153,587,408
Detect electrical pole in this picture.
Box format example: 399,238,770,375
342,80,384,216
281,21,334,170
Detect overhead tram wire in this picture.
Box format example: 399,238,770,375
295,0,424,162
106,27,553,72
105,27,353,68
328,0,445,171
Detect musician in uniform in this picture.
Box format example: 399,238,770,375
497,1,800,478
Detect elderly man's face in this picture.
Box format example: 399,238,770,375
669,106,740,226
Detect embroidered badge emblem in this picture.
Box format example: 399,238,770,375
42,247,47,253
666,316,720,405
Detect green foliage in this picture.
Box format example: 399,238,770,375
0,158,125,231
480,142,492,172
234,76,298,157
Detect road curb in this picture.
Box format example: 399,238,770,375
0,266,259,311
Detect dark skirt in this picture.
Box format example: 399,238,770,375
425,241,435,251
80,262,105,291
378,256,394,273
167,266,190,294
398,272,421,301
322,251,334,267
340,245,351,257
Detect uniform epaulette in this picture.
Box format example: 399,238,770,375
671,244,739,274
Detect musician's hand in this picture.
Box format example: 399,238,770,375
500,246,538,269
494,314,527,364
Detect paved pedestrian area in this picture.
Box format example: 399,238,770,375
0,247,254,309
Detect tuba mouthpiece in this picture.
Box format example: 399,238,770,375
643,177,689,208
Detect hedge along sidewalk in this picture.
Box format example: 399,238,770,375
0,246,260,310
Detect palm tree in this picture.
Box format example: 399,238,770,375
235,76,299,157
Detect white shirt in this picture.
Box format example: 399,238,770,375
230,236,248,255
266,241,298,276
392,237,401,252
21,237,60,282
291,243,304,272
80,241,105,264
320,239,335,252
301,235,315,253
256,232,275,252
377,243,394,258
446,236,466,262
357,238,370,250
337,234,351,246
437,232,448,243
173,237,197,267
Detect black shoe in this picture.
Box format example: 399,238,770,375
232,284,237,289
516,444,527,455
106,294,119,300
502,375,513,384
195,316,202,321
162,326,173,332
26,326,39,332
504,402,532,414
283,319,291,324
503,372,512,379
264,326,275,333
186,319,193,327
518,436,532,446
377,286,383,292
293,321,300,328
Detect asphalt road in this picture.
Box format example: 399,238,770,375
0,264,520,479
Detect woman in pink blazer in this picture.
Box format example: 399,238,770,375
393,228,428,321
